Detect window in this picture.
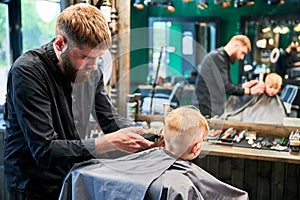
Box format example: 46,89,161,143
0,0,61,106
0,3,9,105
22,0,60,52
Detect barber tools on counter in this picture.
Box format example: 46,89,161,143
207,127,300,153
289,129,300,152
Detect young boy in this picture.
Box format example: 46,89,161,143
265,72,282,97
220,73,287,124
162,106,209,160
153,106,249,199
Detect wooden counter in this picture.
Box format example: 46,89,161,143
195,142,300,200
201,141,300,164
137,114,300,164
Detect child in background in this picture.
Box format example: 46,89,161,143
220,73,287,124
265,73,282,97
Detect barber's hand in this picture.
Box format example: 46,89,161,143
249,82,265,95
294,61,300,67
242,80,259,89
95,127,156,154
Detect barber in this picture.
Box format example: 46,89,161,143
195,35,265,118
4,3,156,200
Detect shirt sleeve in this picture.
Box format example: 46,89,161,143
215,52,244,96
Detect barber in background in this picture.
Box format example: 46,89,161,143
195,35,265,118
285,39,300,68
4,3,155,200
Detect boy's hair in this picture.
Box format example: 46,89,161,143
56,3,111,50
229,35,252,52
163,106,209,156
265,73,282,88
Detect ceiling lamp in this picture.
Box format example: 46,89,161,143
294,23,300,32
133,0,145,10
260,21,272,33
234,0,255,8
279,26,289,34
267,0,285,5
273,25,281,34
256,39,267,49
133,0,175,12
221,0,231,8
165,1,175,12
197,0,208,9
214,0,231,8
262,26,271,33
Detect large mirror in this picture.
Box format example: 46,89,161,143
135,17,220,115
240,14,300,119
240,14,300,81
148,17,220,82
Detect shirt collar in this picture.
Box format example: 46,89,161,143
218,47,230,61
46,39,59,65
45,39,70,82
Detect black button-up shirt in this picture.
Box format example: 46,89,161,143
195,47,244,117
4,40,130,199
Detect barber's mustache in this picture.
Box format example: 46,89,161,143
80,64,97,71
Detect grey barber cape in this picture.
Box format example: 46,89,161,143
59,148,248,200
219,93,287,124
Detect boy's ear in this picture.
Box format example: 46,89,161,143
191,142,201,157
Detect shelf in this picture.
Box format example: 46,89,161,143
201,141,300,164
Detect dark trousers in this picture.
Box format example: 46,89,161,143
9,190,42,200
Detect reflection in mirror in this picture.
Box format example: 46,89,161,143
240,14,300,119
148,17,220,81
240,15,300,81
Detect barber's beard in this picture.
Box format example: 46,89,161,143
59,52,91,83
229,54,238,64
75,70,91,83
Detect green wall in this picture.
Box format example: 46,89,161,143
130,0,300,92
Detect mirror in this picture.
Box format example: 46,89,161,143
148,17,220,81
240,14,300,119
240,14,300,80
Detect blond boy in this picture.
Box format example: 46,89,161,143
163,106,209,160
265,73,282,97
221,72,286,124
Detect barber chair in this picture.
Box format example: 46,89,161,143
280,84,300,117
141,83,183,115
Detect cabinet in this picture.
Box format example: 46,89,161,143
194,152,300,200
195,119,300,200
